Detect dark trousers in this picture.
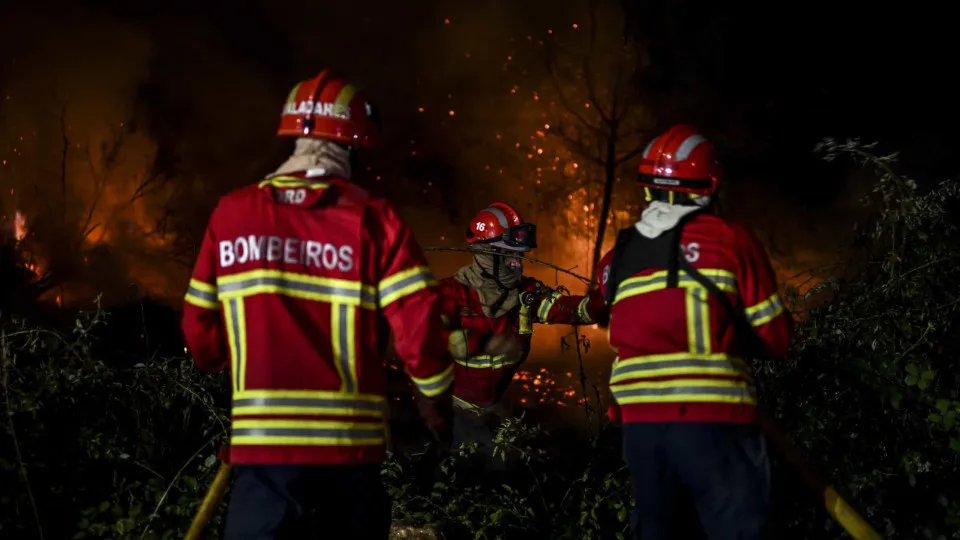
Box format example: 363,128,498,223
622,422,772,540
223,463,392,540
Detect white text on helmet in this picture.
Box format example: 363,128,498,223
652,177,681,186
219,235,355,272
284,100,351,120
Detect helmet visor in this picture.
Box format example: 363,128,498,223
502,223,537,250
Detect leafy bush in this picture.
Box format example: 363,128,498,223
0,303,231,539
1,139,959,539
760,139,960,540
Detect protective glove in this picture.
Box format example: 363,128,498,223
519,281,555,306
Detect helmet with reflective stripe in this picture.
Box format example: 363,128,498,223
277,69,380,149
465,202,537,252
638,124,722,199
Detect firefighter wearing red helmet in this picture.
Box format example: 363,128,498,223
437,202,607,468
595,125,793,539
181,70,453,539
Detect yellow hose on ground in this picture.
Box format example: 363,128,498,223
184,463,232,540
758,411,883,540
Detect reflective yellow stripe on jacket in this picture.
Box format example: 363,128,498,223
215,269,375,394
448,329,522,370
408,365,454,397
576,297,593,324
745,293,785,327
609,267,756,406
377,265,437,309
536,290,562,323
184,278,218,310
231,389,387,447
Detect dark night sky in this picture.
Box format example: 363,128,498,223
0,0,956,304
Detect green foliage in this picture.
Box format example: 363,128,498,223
759,139,960,539
2,138,960,539
384,417,631,540
0,303,230,539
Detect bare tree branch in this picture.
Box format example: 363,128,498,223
551,122,605,167
541,44,603,136
581,0,610,124
59,104,68,225
614,143,648,166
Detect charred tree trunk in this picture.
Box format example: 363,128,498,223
592,120,619,277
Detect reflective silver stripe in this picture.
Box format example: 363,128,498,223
484,206,509,228
232,396,385,414
611,357,750,380
746,296,784,325
232,426,384,439
641,138,656,158
228,298,243,391
675,134,707,161
218,275,375,306
576,297,593,324
413,367,454,395
537,290,562,322
616,272,736,299
378,268,433,301
456,354,517,369
613,385,755,400
187,285,217,303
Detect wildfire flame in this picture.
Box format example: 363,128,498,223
13,210,26,242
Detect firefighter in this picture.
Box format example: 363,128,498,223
596,125,793,540
438,201,607,467
181,69,454,540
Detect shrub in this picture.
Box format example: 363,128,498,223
760,139,960,539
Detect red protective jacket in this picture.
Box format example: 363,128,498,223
599,214,793,425
182,173,453,465
439,276,607,409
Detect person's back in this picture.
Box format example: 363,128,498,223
598,125,792,540
182,70,453,540
604,212,789,424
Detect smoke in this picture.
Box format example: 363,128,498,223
0,0,855,318
0,6,290,306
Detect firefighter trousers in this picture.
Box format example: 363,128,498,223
223,463,391,540
621,422,772,540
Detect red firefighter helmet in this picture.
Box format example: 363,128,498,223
277,69,380,148
465,202,537,252
637,124,722,197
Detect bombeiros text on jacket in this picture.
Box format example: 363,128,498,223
219,235,355,272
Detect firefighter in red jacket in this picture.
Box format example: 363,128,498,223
438,201,607,467
596,125,793,540
181,69,454,540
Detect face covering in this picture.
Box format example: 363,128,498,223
453,251,523,317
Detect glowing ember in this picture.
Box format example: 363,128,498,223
514,367,586,406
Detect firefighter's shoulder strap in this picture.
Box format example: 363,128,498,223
604,209,705,305
604,208,765,356
675,232,767,359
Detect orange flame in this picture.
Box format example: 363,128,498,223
13,210,26,242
